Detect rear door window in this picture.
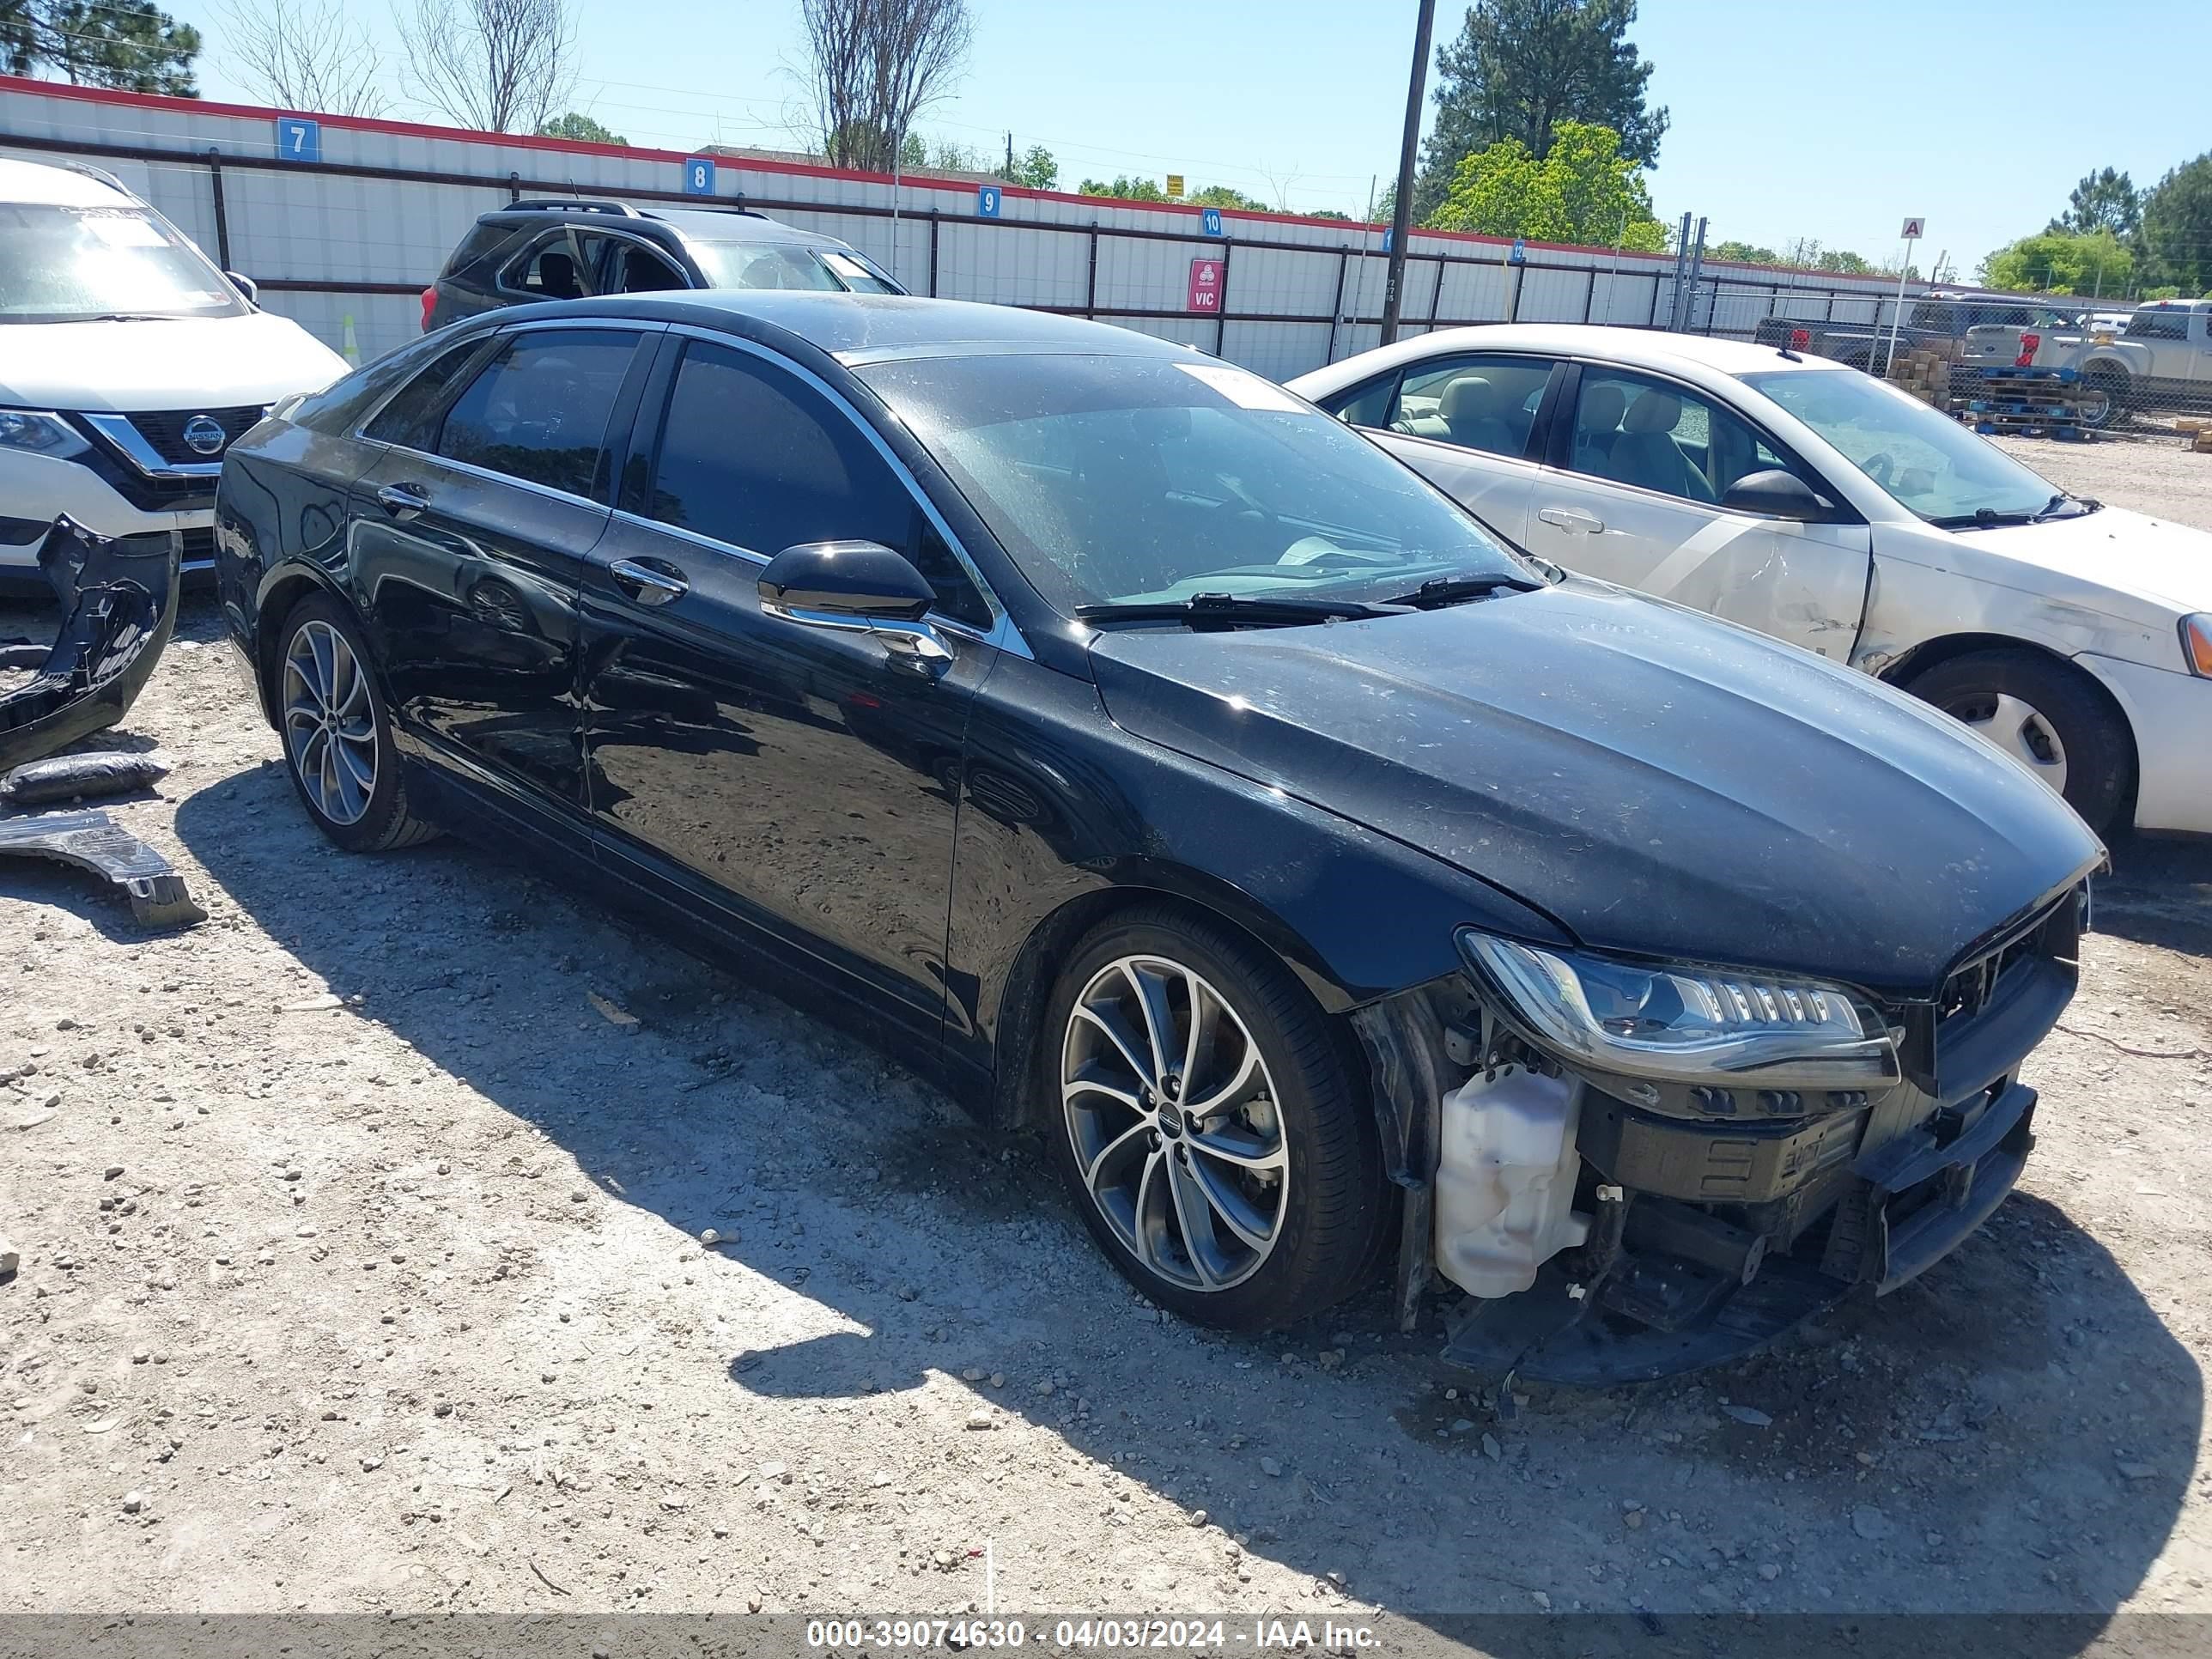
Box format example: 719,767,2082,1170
605,240,688,295
1376,355,1555,460
363,337,495,446
505,229,603,300
435,329,641,499
1565,369,1810,507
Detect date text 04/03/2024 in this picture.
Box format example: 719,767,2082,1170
803,1618,1382,1650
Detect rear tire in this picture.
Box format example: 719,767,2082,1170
2079,365,2130,430
1907,648,2131,836
1042,904,1389,1332
274,592,441,854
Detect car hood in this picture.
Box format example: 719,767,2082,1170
1936,505,2212,616
1088,579,2102,999
0,312,349,410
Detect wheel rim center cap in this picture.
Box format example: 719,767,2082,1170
1157,1100,1186,1139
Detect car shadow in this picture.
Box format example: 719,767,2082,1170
169,761,2199,1645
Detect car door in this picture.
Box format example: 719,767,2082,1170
1522,364,1873,662
1322,352,1560,544
576,333,1000,1049
351,323,655,823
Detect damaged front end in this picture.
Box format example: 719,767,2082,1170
0,519,179,770
1359,881,2091,1386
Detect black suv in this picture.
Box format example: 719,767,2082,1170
419,198,903,331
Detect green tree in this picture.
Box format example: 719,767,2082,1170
1711,240,1778,264
1414,0,1666,222
1075,175,1266,210
1982,228,2135,295
2051,167,2138,238
998,143,1057,190
538,111,626,144
1428,119,1664,250
1308,209,1352,221
1,0,199,91
2138,153,2212,296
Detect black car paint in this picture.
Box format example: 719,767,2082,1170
215,294,2103,1137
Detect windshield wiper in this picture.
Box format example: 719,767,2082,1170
1377,573,1540,608
2030,491,2100,522
1930,506,2036,531
75,313,184,324
1075,592,1401,629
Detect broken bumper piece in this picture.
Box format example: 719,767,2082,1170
0,808,205,929
0,520,179,771
1440,1083,2039,1387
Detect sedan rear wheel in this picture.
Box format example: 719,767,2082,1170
275,593,441,853
1044,907,1388,1331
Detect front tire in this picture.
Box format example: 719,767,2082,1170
1907,649,2131,836
1043,905,1388,1332
274,592,441,853
2078,365,2130,430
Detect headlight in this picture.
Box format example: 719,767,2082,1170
2183,615,2212,678
1457,930,1897,1089
0,410,88,459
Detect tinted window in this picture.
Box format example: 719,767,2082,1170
437,330,638,497
2125,308,2190,341
363,337,492,445
646,342,989,627
1379,355,1553,459
1322,375,1400,428
1566,369,1805,506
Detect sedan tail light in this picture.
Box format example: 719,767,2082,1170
2014,331,2040,368
1790,328,1811,351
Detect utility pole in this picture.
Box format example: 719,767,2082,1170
1005,130,1014,177
1378,0,1437,345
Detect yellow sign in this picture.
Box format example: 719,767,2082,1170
1166,174,1185,198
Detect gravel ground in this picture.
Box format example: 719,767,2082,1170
1992,431,2212,530
3,453,2210,1650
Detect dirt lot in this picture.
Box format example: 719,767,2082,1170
3,434,2211,1651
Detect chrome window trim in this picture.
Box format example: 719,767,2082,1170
647,323,1031,659
81,413,225,479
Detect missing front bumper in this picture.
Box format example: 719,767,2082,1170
1440,1083,2039,1386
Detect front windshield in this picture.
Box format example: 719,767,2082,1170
854,352,1531,611
693,241,896,294
0,203,246,325
1741,367,2056,524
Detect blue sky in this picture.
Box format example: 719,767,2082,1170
170,0,2212,279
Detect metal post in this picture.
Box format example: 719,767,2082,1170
204,148,231,270
1881,231,1917,379
1581,267,1597,323
1215,240,1233,357
1326,249,1350,362
927,210,940,297
1378,0,1437,345
507,171,521,204
1085,227,1099,319
1668,212,1692,331
1426,253,1446,326
1680,216,1707,332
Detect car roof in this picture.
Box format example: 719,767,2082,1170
0,156,136,208
478,200,855,251
1285,323,1844,396
492,291,1205,363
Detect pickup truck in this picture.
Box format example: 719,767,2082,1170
1962,298,2212,425
1754,290,2083,369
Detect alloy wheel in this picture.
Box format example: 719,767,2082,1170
1946,689,2069,794
1060,954,1290,1292
282,618,379,825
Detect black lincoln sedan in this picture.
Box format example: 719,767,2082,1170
214,293,2103,1382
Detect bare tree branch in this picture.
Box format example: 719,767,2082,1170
394,0,576,133
223,0,386,115
796,0,971,172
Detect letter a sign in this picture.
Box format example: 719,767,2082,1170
1899,216,1925,240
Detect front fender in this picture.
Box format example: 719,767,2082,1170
944,651,1569,1091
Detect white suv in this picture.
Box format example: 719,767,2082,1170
0,156,347,585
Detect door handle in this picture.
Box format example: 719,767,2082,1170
608,557,690,605
375,481,428,520
1537,506,1606,534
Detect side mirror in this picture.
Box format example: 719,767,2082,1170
758,540,934,621
1722,468,1832,523
225,271,259,305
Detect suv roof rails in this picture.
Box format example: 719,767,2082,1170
668,204,772,220
504,198,642,217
